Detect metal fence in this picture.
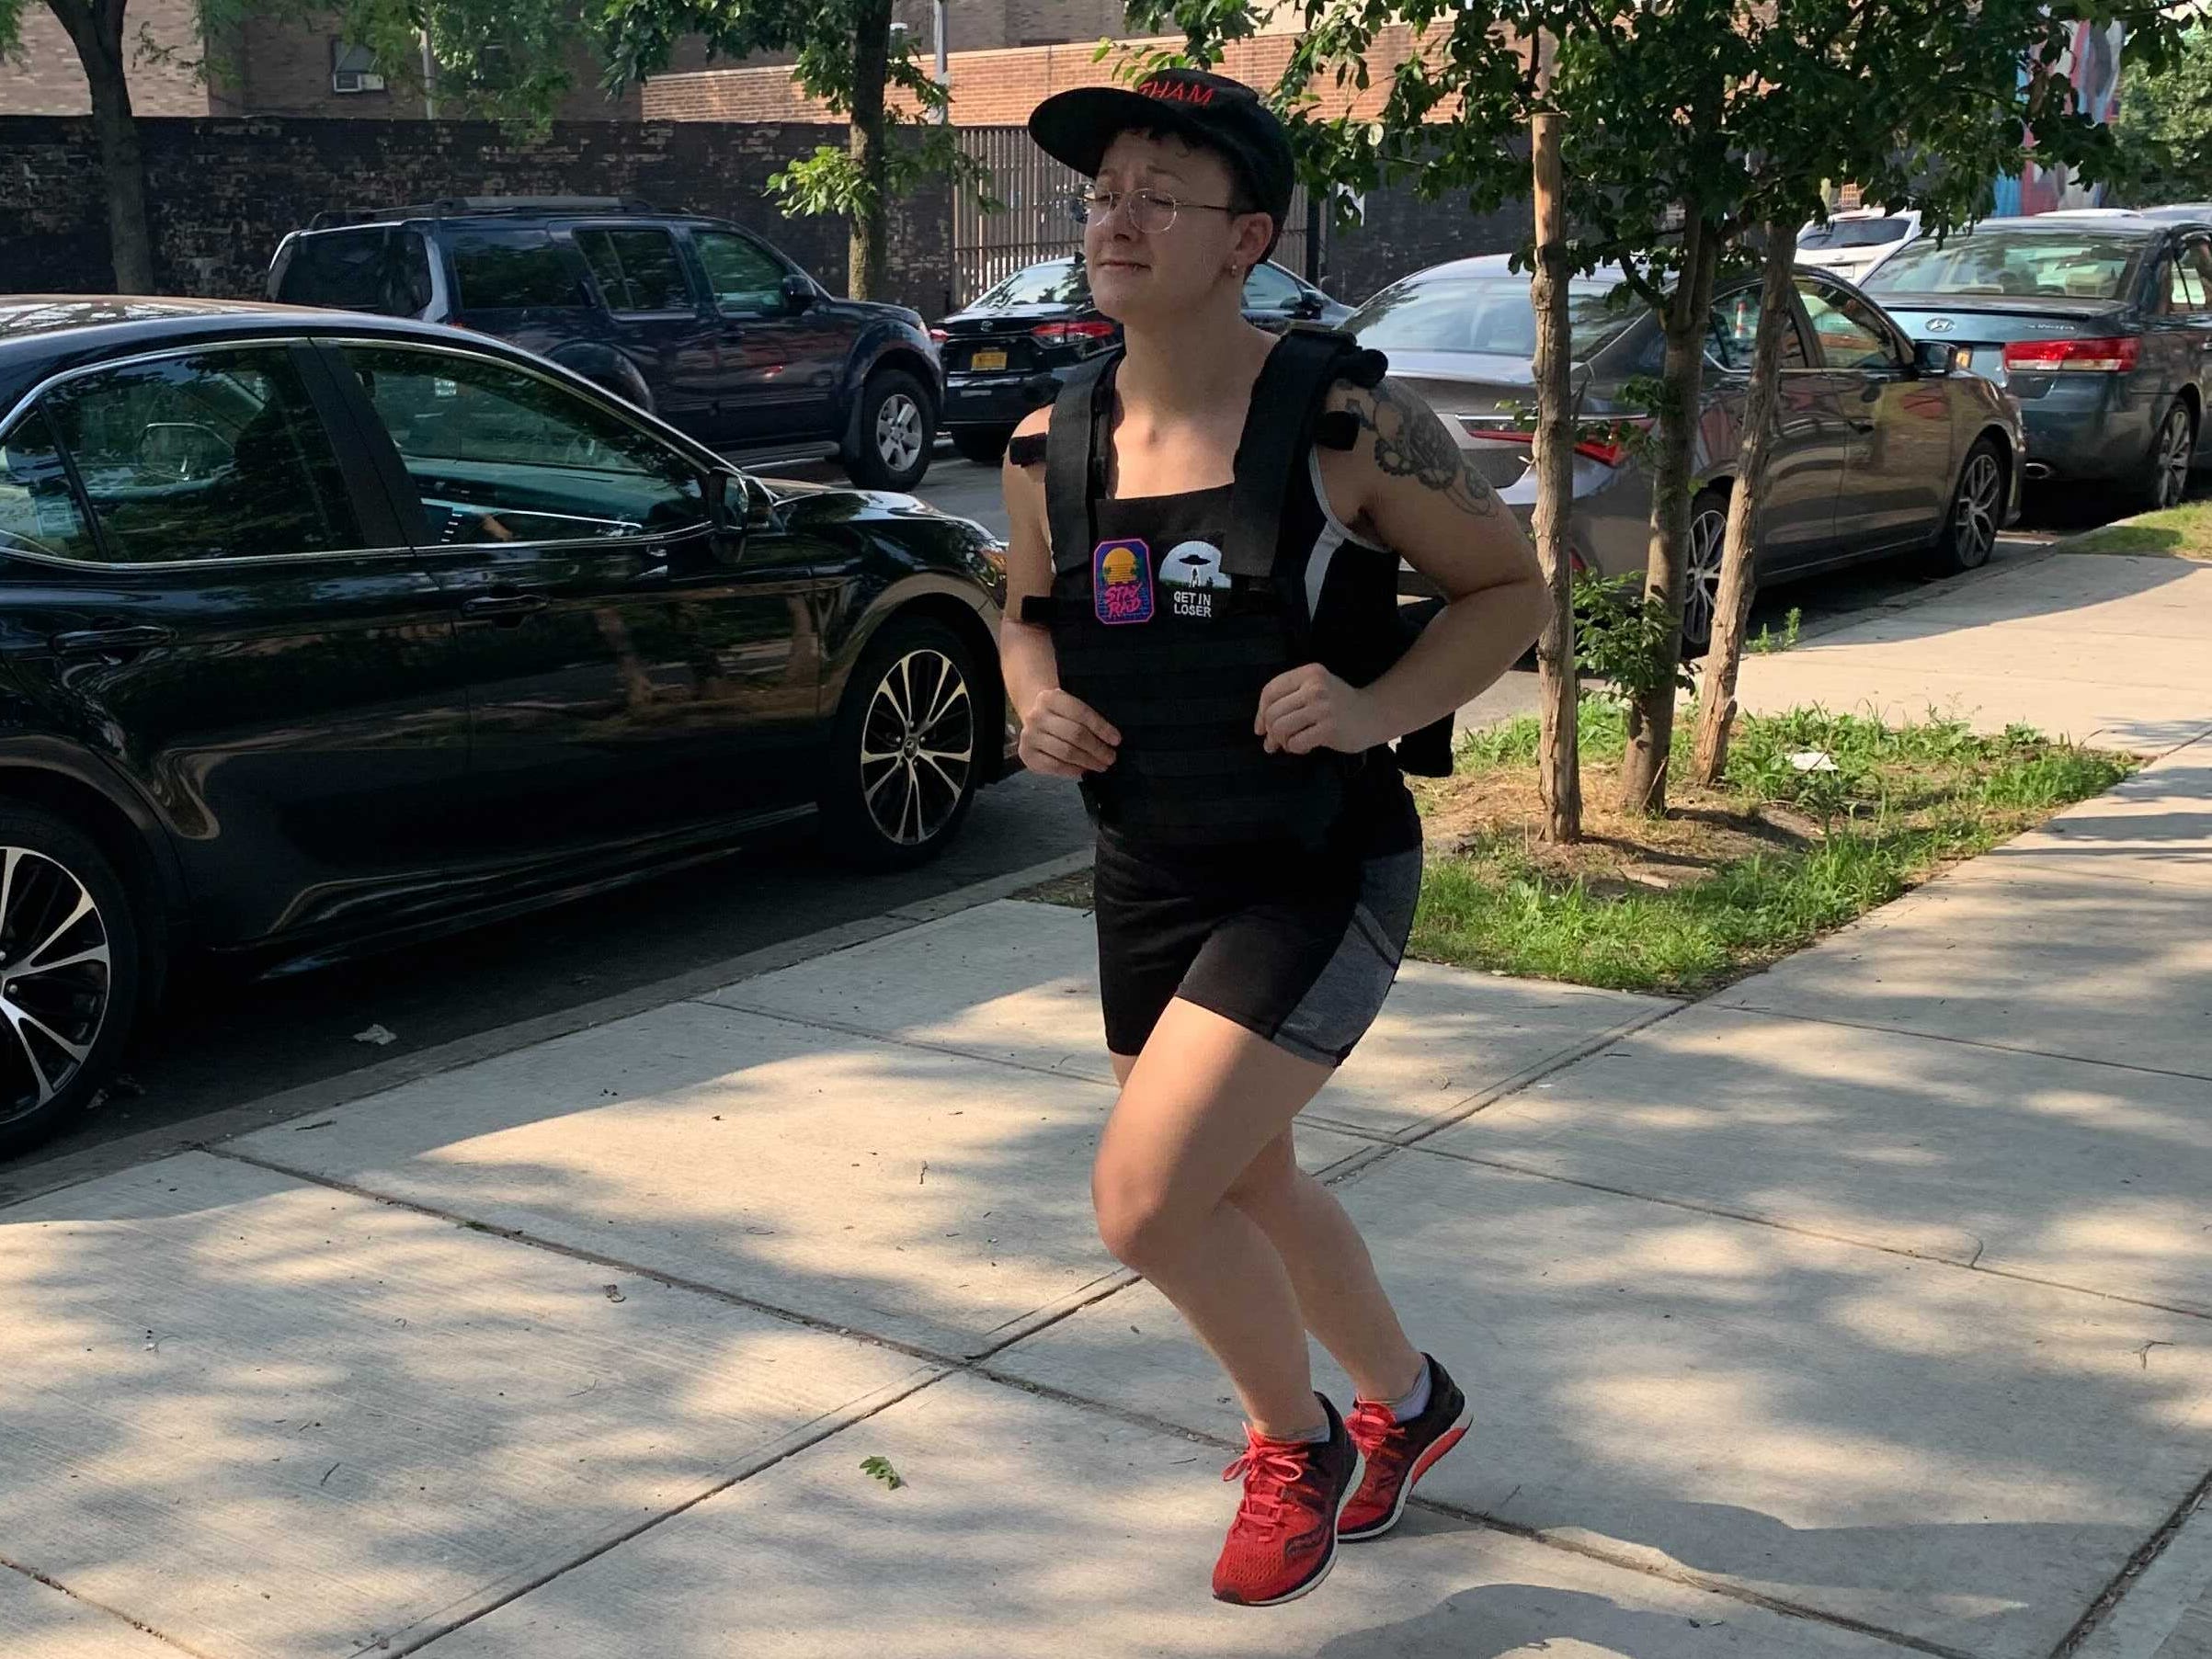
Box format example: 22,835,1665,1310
951,125,1310,310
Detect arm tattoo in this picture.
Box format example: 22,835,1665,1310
1351,378,1502,520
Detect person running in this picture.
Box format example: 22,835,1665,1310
1000,68,1548,1607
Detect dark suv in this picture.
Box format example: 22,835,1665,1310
0,298,1015,1160
268,197,942,491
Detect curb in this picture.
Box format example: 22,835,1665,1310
0,847,1096,1212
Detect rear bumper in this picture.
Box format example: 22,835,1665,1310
944,370,1059,430
2019,401,2152,483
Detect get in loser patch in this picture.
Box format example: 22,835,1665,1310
1092,537,1156,624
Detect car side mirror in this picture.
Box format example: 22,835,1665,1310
704,469,747,559
1913,339,1960,377
1293,292,1325,318
781,273,817,312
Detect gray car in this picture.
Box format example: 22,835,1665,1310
1862,213,2212,508
1350,255,2025,648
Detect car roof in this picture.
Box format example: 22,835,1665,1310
1943,214,2170,238
0,298,690,437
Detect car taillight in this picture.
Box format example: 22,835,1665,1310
1032,319,1117,346
1459,421,1639,468
2001,335,2140,373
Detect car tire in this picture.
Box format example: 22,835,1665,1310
845,369,935,492
0,807,143,1163
2138,399,2195,513
1679,489,1730,655
818,615,982,869
1923,437,2004,577
950,426,1012,467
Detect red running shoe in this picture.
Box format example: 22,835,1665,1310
1211,1394,1362,1607
1339,1355,1470,1541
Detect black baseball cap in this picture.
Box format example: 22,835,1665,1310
1028,68,1294,258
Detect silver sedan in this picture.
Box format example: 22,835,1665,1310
1349,255,2026,648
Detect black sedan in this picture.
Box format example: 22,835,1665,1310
0,297,1017,1158
934,255,1353,464
1863,213,2212,506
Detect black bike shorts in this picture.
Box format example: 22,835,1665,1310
1091,795,1422,1067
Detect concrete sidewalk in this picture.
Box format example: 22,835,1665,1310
5,600,2210,1658
1733,552,2212,756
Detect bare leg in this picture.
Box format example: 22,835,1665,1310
1095,998,1416,1437
1223,1132,1423,1404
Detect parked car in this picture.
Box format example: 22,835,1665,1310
0,297,1018,1158
1349,255,2024,649
1796,208,1923,287
933,255,1354,465
268,196,942,492
1861,213,2212,507
2137,204,2212,225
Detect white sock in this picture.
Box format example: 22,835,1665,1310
1386,1359,1432,1424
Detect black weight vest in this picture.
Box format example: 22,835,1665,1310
1016,325,1454,850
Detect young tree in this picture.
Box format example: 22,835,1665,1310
0,0,591,293
2107,24,2212,204
1690,0,2172,786
605,0,986,301
1527,33,1581,841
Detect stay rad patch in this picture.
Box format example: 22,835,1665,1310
1092,537,1156,625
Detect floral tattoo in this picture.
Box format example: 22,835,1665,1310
1351,378,1502,520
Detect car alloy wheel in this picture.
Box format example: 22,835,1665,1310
0,845,112,1130
859,646,975,848
875,392,926,476
2153,404,2193,510
1953,449,2001,568
1682,501,1728,651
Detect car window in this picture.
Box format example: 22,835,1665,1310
40,345,360,563
1796,284,1897,370
341,345,705,546
1242,263,1305,311
1350,275,1632,358
448,229,589,311
1864,231,2141,301
277,228,434,317
575,228,695,313
1708,287,1808,371
694,230,789,317
0,411,101,562
2177,243,2212,314
1798,216,1910,251
974,260,1090,307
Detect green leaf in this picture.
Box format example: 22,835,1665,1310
860,1455,904,1490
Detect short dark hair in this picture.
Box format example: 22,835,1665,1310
1123,123,1263,216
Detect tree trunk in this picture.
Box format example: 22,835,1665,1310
1692,219,1800,786
847,0,893,302
1619,212,1718,817
1528,106,1581,843
51,0,154,293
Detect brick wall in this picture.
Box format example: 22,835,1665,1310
213,16,644,120
0,0,211,116
0,116,952,313
645,16,1408,127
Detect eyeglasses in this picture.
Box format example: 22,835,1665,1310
1070,187,1240,235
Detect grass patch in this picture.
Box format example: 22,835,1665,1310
2066,500,2212,559
1408,701,2130,994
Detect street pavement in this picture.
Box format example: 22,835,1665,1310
1,551,2207,1657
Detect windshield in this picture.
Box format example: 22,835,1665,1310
1864,231,2143,301
975,259,1090,308
1800,217,1909,251
277,228,432,315
1350,275,1634,358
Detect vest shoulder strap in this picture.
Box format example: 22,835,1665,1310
1221,326,1381,582
1045,352,1119,575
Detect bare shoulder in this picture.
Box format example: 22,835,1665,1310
1012,404,1052,443
1324,373,1504,524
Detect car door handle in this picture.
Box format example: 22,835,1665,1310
1849,418,1877,434
460,590,549,625
51,623,173,658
